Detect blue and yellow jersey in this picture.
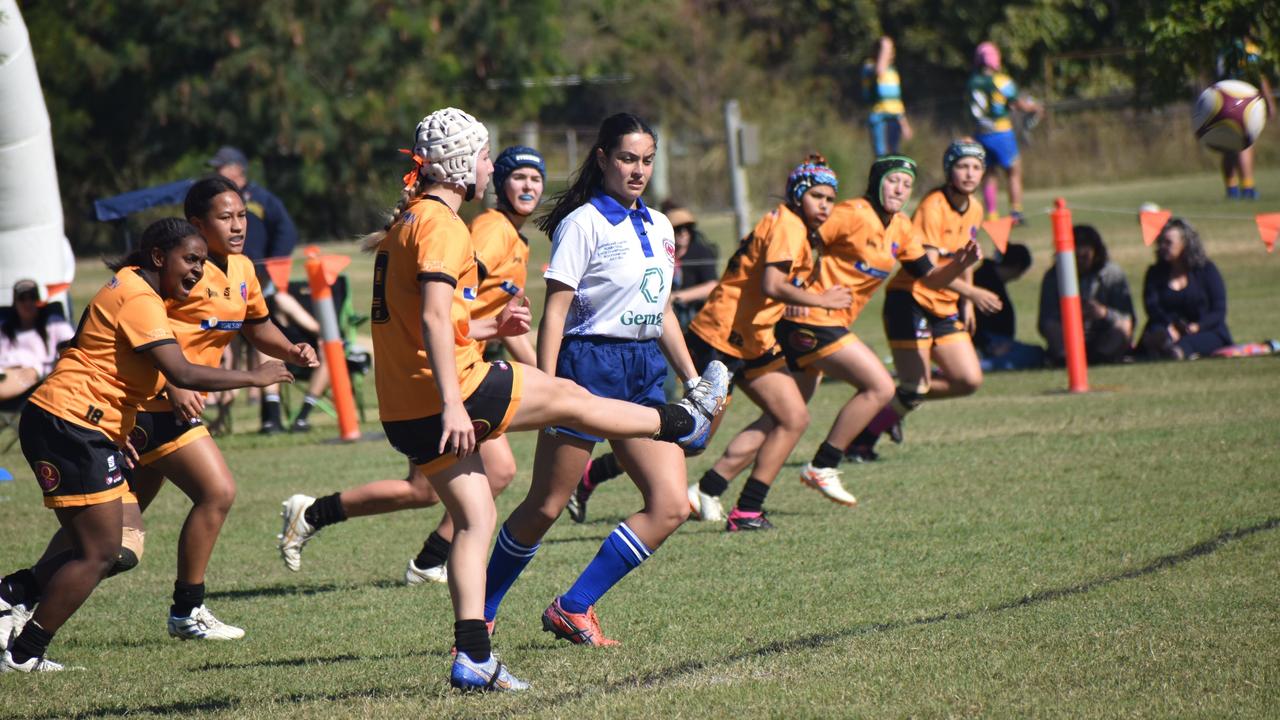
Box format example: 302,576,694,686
968,71,1018,133
862,63,905,116
1217,39,1264,84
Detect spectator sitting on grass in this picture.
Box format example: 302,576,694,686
1039,225,1134,365
1138,218,1232,360
970,243,1043,371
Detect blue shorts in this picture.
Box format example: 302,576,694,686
551,336,667,443
976,130,1019,169
868,113,904,157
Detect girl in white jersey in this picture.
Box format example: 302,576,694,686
482,113,711,646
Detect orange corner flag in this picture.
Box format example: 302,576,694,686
262,257,294,292
1139,209,1172,246
981,216,1013,255
320,255,351,287
1257,213,1280,253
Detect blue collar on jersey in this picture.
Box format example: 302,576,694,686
589,191,655,258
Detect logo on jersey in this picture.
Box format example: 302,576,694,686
200,317,243,331
107,277,120,289
620,310,664,326
639,268,665,303
401,211,416,226
664,239,676,262
207,288,217,298
105,454,124,487
34,461,61,493
240,282,248,301
462,286,478,301
853,260,890,280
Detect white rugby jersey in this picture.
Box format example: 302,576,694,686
545,193,676,340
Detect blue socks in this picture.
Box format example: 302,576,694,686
559,523,652,614
484,524,540,622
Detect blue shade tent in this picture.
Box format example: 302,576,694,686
92,178,195,222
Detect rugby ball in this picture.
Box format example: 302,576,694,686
1193,80,1267,152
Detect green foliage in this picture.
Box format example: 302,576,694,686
24,0,564,250
21,1,1277,250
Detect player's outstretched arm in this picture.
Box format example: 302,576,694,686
150,342,292,391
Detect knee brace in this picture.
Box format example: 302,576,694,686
107,527,145,577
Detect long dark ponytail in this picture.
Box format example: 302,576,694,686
536,112,656,237
106,218,203,272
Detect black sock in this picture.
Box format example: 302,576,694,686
653,403,695,442
0,568,40,606
262,396,282,425
812,442,843,470
304,493,347,530
698,468,729,497
296,396,317,422
849,428,877,450
454,618,491,662
736,478,771,513
414,531,452,569
587,452,623,488
170,580,205,618
11,621,54,665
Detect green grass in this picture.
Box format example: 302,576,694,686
3,170,1279,718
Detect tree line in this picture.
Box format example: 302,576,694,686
23,0,1275,250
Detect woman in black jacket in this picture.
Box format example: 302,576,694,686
1139,218,1232,359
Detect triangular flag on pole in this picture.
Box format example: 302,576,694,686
1139,209,1172,246
320,255,351,287
1257,213,1280,253
981,216,1013,255
261,256,294,292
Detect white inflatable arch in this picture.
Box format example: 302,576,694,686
0,0,74,305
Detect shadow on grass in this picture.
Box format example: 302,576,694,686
206,578,402,601
527,515,1280,708
17,516,1276,719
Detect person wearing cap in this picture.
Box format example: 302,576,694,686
849,141,1000,461
272,108,727,691
967,42,1043,225
862,36,914,158
681,154,852,531
664,203,720,327
403,145,546,586
0,280,74,401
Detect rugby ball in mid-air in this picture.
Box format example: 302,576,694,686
1193,80,1267,152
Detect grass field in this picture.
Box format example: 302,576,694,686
1,170,1278,718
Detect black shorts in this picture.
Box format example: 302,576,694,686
883,290,969,350
19,403,130,509
685,328,785,391
130,410,208,465
775,320,858,372
381,360,523,475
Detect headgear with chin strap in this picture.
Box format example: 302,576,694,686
785,154,839,208
943,139,986,176
865,155,917,224
412,107,490,201
493,146,546,213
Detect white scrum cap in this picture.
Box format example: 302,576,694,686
413,107,489,190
